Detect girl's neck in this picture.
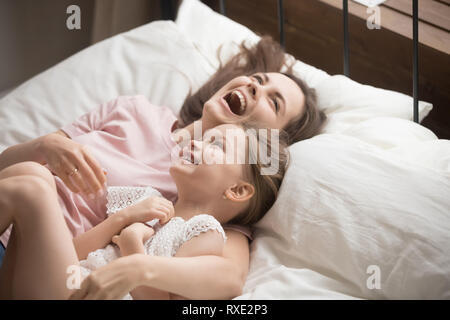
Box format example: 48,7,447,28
173,198,214,221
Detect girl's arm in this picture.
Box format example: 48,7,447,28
74,196,173,260
73,212,129,260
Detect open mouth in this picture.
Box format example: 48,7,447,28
223,90,247,116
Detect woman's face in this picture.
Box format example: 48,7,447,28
202,72,305,130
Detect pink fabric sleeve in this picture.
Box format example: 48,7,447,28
60,96,134,138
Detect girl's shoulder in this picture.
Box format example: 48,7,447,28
182,214,227,243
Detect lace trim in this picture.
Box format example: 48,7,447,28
171,214,227,254
183,214,227,243
106,186,162,215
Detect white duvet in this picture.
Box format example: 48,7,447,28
0,0,448,299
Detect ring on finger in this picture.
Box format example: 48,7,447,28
68,167,79,177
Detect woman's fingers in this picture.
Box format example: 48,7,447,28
52,157,84,194
82,146,107,189
65,152,105,198
60,170,81,194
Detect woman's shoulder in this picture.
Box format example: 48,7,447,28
121,95,174,115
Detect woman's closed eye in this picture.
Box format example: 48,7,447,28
253,74,263,84
253,74,280,114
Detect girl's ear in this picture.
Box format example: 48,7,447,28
224,182,255,202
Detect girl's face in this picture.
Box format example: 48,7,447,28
202,72,305,131
170,124,254,222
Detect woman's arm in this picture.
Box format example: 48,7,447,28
70,230,249,300
139,229,249,300
0,131,65,171
0,130,106,196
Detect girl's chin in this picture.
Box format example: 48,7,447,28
169,162,196,179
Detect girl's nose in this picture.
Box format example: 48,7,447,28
191,139,202,151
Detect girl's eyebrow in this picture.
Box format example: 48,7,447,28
264,73,286,116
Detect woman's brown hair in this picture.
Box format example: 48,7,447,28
178,35,327,145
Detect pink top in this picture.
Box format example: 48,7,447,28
0,95,252,247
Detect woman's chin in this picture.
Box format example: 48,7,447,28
203,101,233,126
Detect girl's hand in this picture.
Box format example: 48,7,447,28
112,223,154,255
69,254,146,300
120,196,175,226
37,132,106,198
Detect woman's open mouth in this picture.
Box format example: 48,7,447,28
223,90,247,116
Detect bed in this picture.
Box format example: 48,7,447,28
0,0,449,299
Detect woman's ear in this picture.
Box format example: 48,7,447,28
224,182,255,202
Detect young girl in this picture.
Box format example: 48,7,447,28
0,123,288,299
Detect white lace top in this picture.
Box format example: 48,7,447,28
79,186,227,299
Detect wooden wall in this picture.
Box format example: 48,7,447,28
204,0,450,139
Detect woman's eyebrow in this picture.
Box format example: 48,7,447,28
265,73,286,115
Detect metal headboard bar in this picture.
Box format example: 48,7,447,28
278,0,285,49
220,0,226,16
160,0,175,20
343,0,350,77
413,0,419,123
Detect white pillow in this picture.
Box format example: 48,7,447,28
246,134,450,299
317,75,432,133
0,21,214,152
175,0,433,125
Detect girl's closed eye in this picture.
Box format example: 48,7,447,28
208,136,225,151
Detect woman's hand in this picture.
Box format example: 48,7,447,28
69,254,146,300
37,132,106,198
118,196,175,226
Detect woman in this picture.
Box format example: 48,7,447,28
0,36,326,299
